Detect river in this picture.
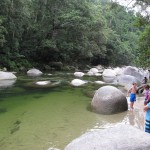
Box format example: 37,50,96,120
0,72,145,150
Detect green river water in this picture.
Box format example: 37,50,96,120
0,73,145,150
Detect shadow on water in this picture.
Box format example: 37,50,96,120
10,120,21,134
0,108,7,113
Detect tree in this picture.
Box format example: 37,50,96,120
0,16,7,47
134,0,150,67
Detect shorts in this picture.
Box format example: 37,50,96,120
130,93,136,102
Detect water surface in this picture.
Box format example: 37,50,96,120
0,73,145,150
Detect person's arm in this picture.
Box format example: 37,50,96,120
144,102,150,112
147,91,150,102
127,87,131,96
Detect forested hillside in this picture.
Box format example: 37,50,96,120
0,0,149,71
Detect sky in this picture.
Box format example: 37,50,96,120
113,0,150,16
113,0,136,7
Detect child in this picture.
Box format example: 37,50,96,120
128,82,137,110
144,85,150,105
142,77,148,84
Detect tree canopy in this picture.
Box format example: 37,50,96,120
0,0,148,71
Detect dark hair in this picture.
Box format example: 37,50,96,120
145,85,150,89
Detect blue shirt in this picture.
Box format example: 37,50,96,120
146,103,150,121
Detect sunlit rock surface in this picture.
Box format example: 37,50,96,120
123,66,143,82
114,67,124,75
102,69,116,83
36,81,51,85
0,71,17,80
65,124,150,150
94,81,105,84
117,75,140,86
91,86,128,114
27,68,43,76
89,68,99,74
74,72,84,77
71,79,87,86
87,68,99,76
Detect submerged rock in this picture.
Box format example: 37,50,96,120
24,80,61,88
36,81,51,85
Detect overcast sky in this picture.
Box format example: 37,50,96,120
113,0,136,7
113,0,150,15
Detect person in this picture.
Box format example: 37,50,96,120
142,77,148,84
127,82,137,110
144,85,150,105
143,90,150,133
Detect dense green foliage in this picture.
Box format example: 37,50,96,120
0,0,148,71
134,0,150,68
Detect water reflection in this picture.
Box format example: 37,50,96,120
125,108,145,130
0,79,16,88
0,73,146,150
90,97,145,133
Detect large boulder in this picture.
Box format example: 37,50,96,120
91,86,128,114
0,71,17,80
114,67,124,76
102,69,117,83
123,66,143,82
65,124,150,150
143,70,150,80
117,75,141,86
27,68,43,77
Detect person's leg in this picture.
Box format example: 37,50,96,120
130,102,134,109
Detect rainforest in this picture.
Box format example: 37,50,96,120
0,0,149,71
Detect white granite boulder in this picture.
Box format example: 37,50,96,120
27,68,43,76
123,66,143,82
117,75,140,86
74,72,85,77
102,69,117,83
65,124,150,150
87,68,99,76
91,86,128,114
0,71,17,80
71,79,87,86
